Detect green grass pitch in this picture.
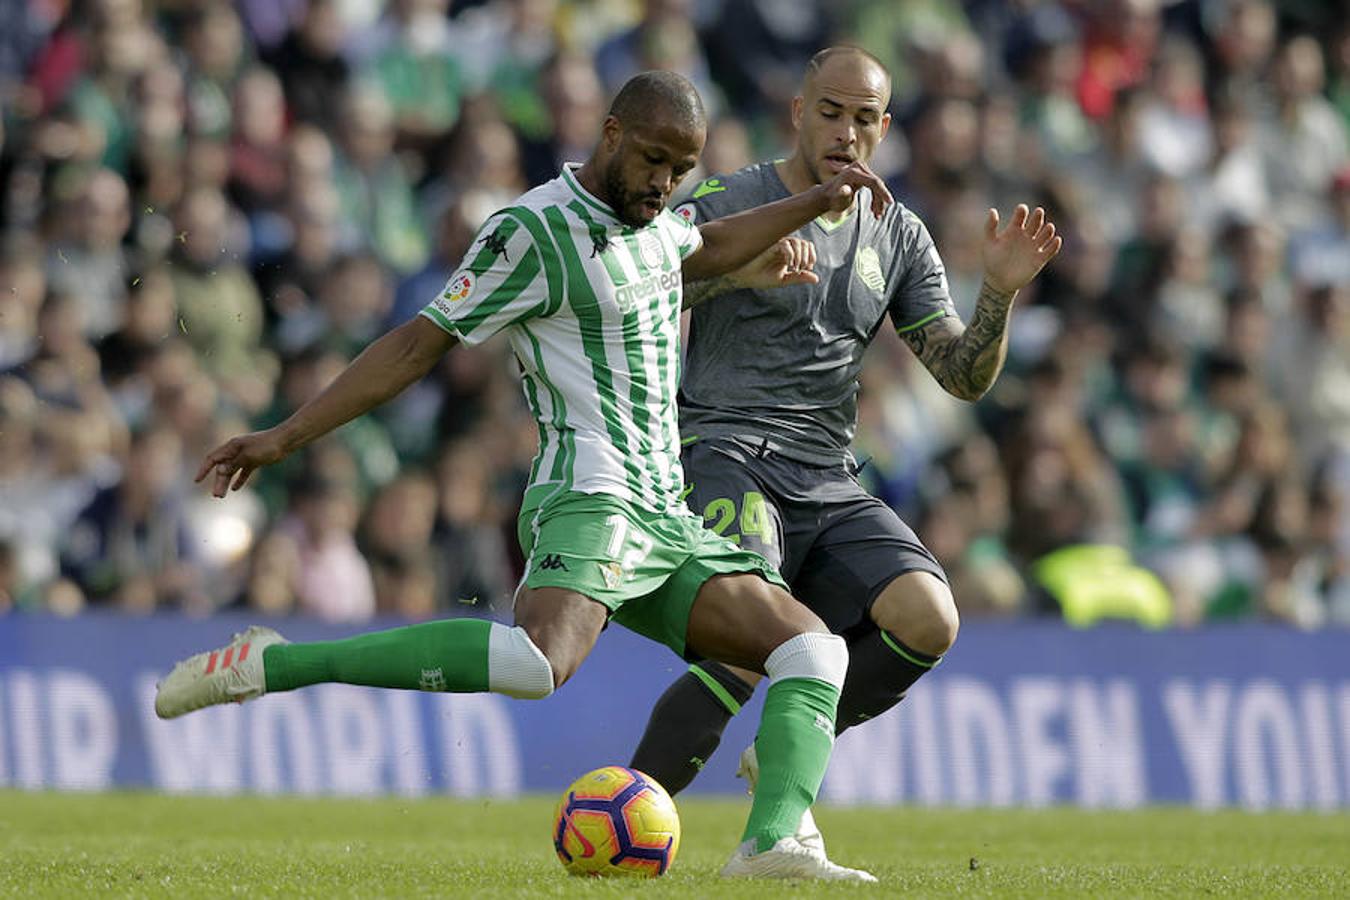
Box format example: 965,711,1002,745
2,791,1347,898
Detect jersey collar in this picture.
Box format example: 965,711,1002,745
561,164,625,225
767,161,857,232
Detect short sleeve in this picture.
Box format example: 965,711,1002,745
420,212,546,345
891,211,958,335
662,207,703,260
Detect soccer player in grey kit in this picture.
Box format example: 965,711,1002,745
630,46,1062,846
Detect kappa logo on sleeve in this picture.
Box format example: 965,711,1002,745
444,271,475,303
480,225,511,261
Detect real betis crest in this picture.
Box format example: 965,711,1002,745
638,231,664,270
855,246,886,296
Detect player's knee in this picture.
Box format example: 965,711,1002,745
490,625,556,699
873,572,960,657
764,631,848,690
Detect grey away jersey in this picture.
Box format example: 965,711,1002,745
674,161,957,466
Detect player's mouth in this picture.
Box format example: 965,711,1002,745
823,152,854,173
639,196,664,217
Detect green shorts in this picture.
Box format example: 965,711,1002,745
517,491,787,657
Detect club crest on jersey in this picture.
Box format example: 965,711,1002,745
445,271,475,303
637,231,664,269
672,202,697,225
855,246,886,296
599,561,623,589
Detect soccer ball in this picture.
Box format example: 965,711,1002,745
551,766,681,877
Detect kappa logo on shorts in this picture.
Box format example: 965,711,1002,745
537,553,569,572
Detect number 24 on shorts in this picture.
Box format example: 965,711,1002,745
701,491,774,547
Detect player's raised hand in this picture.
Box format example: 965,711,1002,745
195,428,290,497
735,236,819,289
982,205,1062,294
818,161,894,219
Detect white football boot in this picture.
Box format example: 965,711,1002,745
720,836,878,882
155,625,287,719
736,744,827,855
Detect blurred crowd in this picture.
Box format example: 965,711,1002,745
0,0,1346,628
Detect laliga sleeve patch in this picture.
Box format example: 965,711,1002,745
672,202,697,225
445,271,475,303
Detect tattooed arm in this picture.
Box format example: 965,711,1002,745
902,204,1062,401
901,281,1017,401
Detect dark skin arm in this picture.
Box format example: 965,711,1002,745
682,237,818,310
682,161,891,282
195,317,456,496
901,204,1062,402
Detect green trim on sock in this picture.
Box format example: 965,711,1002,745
688,663,742,715
880,630,941,669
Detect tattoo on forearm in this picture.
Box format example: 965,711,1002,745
901,280,1017,401
682,275,738,310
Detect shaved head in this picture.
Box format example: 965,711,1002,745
608,70,706,133
804,46,892,106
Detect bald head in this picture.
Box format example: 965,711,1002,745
608,70,706,133
804,46,892,105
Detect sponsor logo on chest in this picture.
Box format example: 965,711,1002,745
614,269,682,313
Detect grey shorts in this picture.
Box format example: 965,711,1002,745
680,437,947,637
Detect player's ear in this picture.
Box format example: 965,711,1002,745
878,112,891,141
601,116,623,154
791,95,804,130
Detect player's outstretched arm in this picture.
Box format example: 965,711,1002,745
196,317,457,496
901,204,1061,402
683,237,818,310
682,162,891,283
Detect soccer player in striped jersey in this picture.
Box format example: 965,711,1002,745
156,71,893,880
628,47,1062,850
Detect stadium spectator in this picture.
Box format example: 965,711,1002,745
263,0,351,132
277,468,376,623
61,422,200,613
43,166,131,339
331,86,428,274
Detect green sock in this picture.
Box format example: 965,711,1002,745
263,619,493,693
740,677,840,852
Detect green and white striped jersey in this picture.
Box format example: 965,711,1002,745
420,164,703,516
